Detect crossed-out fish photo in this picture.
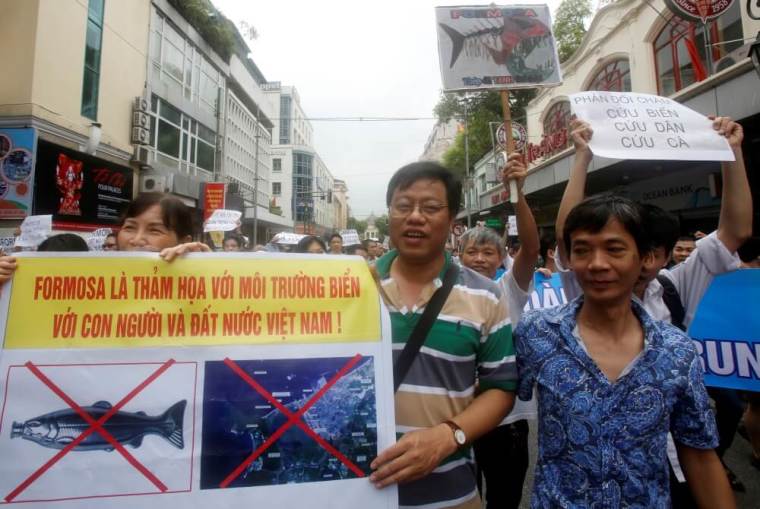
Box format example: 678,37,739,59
435,5,561,89
11,400,186,451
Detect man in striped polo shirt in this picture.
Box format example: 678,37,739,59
369,162,517,509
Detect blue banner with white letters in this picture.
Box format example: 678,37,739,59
688,269,760,392
524,272,568,312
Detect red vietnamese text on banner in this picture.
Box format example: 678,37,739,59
202,183,226,221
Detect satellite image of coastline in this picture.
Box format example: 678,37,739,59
201,356,377,489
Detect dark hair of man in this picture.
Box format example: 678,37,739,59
738,237,760,263
637,203,680,253
346,245,367,256
539,231,556,262
37,233,89,252
385,161,462,217
224,235,244,249
329,232,343,242
563,194,648,256
122,193,194,240
296,235,327,253
678,235,696,242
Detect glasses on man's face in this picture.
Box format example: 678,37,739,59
389,201,448,219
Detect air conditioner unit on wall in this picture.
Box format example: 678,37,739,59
139,174,170,193
131,127,150,145
133,111,150,129
133,97,149,112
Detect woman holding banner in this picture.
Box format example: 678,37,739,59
0,193,210,284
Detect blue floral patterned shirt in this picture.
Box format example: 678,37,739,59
515,298,718,508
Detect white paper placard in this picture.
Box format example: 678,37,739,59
15,215,52,248
339,230,361,247
569,91,735,161
271,232,306,245
507,216,518,236
204,210,242,233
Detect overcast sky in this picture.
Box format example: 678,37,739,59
212,0,563,218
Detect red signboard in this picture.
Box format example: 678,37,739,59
203,182,226,221
664,0,735,23
526,128,569,164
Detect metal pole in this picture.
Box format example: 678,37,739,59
464,98,471,228
253,131,260,246
703,21,713,77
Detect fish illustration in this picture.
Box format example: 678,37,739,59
439,12,552,69
11,400,186,451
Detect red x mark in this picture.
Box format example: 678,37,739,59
220,354,366,488
5,359,176,502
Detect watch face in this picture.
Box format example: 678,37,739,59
454,429,466,445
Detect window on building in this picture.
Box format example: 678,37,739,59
292,152,313,222
654,2,743,95
280,96,292,144
272,182,281,195
150,8,224,115
150,95,216,175
586,59,631,92
542,100,571,152
81,0,105,120
272,158,281,172
478,174,487,193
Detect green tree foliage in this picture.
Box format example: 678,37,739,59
374,214,389,239
347,217,368,235
437,90,536,177
167,0,237,61
553,0,592,63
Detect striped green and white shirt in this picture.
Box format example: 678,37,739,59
375,250,517,509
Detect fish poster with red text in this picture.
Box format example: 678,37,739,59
0,252,396,509
435,4,562,91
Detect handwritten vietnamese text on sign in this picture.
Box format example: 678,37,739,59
569,91,734,161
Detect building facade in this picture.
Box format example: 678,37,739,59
465,0,760,237
0,0,148,235
265,84,341,235
333,179,349,230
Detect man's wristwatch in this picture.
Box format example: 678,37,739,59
443,420,466,446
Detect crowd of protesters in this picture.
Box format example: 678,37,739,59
0,114,758,509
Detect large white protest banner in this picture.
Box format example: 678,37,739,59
0,252,396,509
569,91,735,161
435,5,562,91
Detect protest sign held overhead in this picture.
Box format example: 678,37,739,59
435,4,562,91
340,229,361,247
204,209,242,233
569,91,735,161
14,215,52,248
688,269,760,392
0,252,396,509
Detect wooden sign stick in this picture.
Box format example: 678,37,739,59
499,90,519,204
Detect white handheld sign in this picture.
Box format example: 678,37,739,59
569,92,734,161
204,209,242,232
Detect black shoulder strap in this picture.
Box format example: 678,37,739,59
657,274,686,331
393,263,459,392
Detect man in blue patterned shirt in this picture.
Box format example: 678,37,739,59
515,194,734,508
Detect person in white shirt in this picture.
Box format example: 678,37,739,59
459,152,540,509
555,115,753,500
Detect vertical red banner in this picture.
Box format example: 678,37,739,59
203,183,226,221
